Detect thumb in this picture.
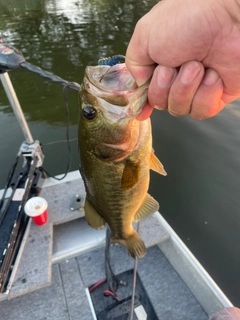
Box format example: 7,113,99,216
125,21,156,86
125,56,155,86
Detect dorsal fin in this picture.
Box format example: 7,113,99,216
133,193,159,222
150,150,167,176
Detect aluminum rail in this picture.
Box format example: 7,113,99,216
154,212,233,309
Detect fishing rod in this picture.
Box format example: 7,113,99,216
0,39,81,91
0,38,75,180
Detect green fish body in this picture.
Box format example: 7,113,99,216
78,61,166,258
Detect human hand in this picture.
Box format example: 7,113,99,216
126,0,240,120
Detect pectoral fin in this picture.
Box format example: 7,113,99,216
150,150,167,176
84,199,105,230
121,160,140,190
133,193,159,222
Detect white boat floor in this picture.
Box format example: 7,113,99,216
0,172,228,319
0,244,208,320
1,172,169,301
0,257,92,320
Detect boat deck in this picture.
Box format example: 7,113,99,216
0,172,232,319
0,245,209,320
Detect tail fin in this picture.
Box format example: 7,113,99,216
112,231,146,259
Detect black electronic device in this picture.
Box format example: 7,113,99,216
0,153,42,293
0,39,25,72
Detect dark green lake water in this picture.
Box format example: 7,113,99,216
0,0,240,306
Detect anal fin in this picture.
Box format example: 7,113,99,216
112,230,146,259
150,150,167,176
84,199,105,230
133,193,159,222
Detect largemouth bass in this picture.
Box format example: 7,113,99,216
78,57,166,259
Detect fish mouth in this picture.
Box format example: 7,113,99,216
83,63,149,123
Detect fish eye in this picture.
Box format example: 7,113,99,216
82,106,96,120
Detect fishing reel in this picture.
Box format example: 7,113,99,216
0,39,25,73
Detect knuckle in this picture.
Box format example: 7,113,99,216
170,88,191,105
168,95,191,116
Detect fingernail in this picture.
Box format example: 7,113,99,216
180,61,201,84
168,109,182,117
203,69,220,85
154,104,166,110
157,66,175,88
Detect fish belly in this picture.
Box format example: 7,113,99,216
88,157,149,230
79,119,152,258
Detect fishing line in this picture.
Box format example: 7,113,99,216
20,62,81,91
105,227,121,301
44,138,77,146
40,84,73,181
129,222,140,320
99,67,116,83
98,55,125,83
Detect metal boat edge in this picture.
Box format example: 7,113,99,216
46,170,233,315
